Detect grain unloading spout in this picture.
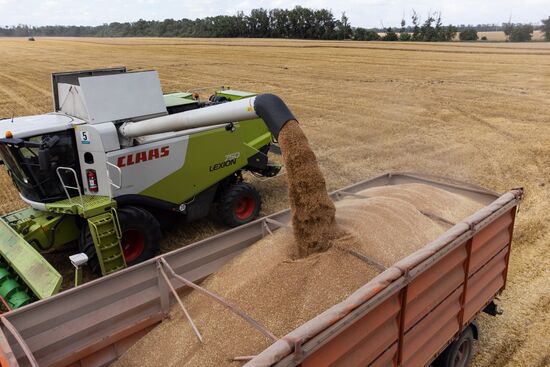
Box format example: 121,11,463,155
119,94,296,139
252,93,296,139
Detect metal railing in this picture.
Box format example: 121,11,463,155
55,166,85,212
106,162,122,200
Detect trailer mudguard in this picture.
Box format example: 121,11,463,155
0,218,62,303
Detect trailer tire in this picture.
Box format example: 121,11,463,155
79,206,161,275
218,182,261,227
435,326,475,367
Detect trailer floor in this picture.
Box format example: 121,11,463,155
0,38,548,366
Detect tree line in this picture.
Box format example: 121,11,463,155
458,17,550,42
354,11,458,41
1,7,549,42
355,13,550,42
1,7,351,39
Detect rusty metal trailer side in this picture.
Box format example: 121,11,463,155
251,188,521,367
0,173,518,367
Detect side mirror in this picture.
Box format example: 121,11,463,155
38,147,51,171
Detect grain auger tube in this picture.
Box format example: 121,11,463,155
119,93,296,139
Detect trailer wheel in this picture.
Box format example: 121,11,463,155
79,206,161,274
218,182,261,227
435,326,475,367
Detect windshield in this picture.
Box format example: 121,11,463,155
0,130,80,203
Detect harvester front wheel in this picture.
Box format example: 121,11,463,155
218,182,261,227
80,206,161,274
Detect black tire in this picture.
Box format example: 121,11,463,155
79,206,162,275
218,182,261,227
435,326,475,367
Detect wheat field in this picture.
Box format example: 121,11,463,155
0,37,549,366
378,30,545,42
477,30,545,41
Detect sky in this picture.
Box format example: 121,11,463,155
0,0,549,28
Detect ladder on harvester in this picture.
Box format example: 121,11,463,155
87,209,126,275
55,166,127,276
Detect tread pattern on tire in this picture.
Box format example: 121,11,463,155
218,182,261,227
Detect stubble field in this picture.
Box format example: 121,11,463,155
477,30,545,41
0,37,549,366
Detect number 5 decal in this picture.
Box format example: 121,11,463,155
80,131,90,144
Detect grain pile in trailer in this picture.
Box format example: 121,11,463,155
115,110,484,367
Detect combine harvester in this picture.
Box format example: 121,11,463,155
0,67,280,308
0,69,522,367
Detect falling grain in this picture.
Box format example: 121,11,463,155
277,120,345,257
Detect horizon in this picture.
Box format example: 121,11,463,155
0,1,548,28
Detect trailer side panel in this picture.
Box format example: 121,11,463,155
292,206,518,367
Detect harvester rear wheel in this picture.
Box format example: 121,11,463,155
79,206,161,274
218,182,261,227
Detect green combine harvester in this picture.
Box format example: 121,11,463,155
0,67,282,310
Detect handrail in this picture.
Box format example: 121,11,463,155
55,166,85,212
106,162,122,199
110,207,122,241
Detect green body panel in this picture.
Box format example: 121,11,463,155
2,207,79,251
45,195,116,218
46,197,126,275
141,120,271,203
0,196,124,307
163,92,195,108
215,90,256,100
0,218,62,300
0,196,115,254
